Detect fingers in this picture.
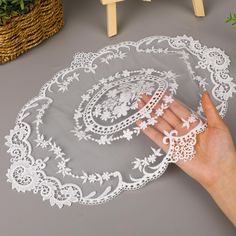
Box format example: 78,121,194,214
168,98,192,120
162,109,182,129
201,91,224,128
160,95,201,132
137,93,203,151
137,99,169,152
141,94,194,133
138,99,173,134
155,116,173,134
141,93,192,121
136,119,169,153
141,94,162,110
141,95,182,128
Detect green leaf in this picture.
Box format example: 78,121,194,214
19,0,24,10
0,0,38,25
226,13,236,26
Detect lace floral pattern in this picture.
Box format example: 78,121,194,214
5,35,235,208
71,69,178,144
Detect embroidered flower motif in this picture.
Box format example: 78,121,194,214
144,68,155,75
169,81,179,94
132,148,163,173
123,129,133,141
35,135,51,148
107,89,118,98
74,108,83,119
71,129,89,141
83,78,156,123
81,94,90,101
147,155,157,164
57,160,71,177
165,71,176,79
139,121,148,130
181,113,198,129
100,110,111,121
97,135,112,145
88,174,97,183
92,84,100,90
151,147,163,157
72,69,181,146
155,108,164,117
163,95,174,104
57,73,80,92
102,172,110,181
122,70,130,77
147,117,157,126
180,51,190,60
93,104,102,117
194,76,208,89
113,104,129,117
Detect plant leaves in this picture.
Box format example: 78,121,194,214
226,13,236,25
0,0,39,26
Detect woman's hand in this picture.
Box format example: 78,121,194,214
137,91,236,226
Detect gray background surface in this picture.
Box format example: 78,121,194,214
0,0,236,235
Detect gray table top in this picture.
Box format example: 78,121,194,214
1,0,236,235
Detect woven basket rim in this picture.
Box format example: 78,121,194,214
0,0,64,64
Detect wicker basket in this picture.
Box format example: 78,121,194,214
0,0,64,64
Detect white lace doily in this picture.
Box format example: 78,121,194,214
5,35,235,208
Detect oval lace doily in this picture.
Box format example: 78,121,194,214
5,35,235,208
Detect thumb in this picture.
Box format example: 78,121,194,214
201,91,223,127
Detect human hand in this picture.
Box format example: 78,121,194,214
137,91,236,226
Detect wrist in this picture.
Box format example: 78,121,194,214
206,163,236,195
198,149,236,192
203,153,236,227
